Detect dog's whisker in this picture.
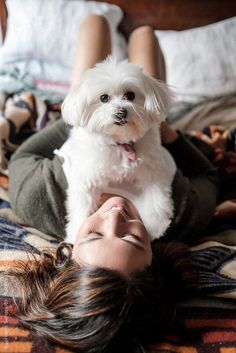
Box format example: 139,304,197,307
132,105,143,121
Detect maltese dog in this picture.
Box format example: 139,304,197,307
56,57,176,244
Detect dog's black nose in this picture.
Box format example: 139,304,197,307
113,108,128,126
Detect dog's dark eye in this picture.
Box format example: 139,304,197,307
100,94,110,103
123,91,135,101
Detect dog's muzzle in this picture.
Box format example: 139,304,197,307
113,108,128,126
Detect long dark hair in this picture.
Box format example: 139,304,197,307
8,241,195,353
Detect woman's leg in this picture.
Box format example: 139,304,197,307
70,15,112,88
128,26,166,81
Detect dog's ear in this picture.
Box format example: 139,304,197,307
143,74,173,122
61,85,88,127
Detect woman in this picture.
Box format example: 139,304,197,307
7,14,227,353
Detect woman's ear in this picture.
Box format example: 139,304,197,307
143,74,173,123
61,83,88,127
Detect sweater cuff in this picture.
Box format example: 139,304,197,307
162,131,189,156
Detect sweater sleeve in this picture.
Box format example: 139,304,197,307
162,133,220,244
9,119,70,240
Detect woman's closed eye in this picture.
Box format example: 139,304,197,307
121,234,146,251
88,230,103,237
88,230,140,238
122,233,140,241
78,231,146,251
88,231,141,244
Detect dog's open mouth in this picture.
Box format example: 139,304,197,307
117,142,136,161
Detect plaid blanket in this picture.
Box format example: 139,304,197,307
0,91,236,352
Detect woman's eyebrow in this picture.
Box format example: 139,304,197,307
78,237,145,252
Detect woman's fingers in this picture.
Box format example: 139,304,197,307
215,199,236,219
190,125,230,151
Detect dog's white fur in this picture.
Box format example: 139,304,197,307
58,57,176,244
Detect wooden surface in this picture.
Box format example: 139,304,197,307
1,0,236,40
95,0,236,38
0,0,7,41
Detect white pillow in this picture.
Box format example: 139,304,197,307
0,0,127,83
155,17,236,103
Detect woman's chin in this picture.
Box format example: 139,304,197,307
97,194,141,220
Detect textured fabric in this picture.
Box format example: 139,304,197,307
191,240,236,299
1,296,236,353
0,92,63,172
171,94,236,132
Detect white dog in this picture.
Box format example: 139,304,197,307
56,57,176,244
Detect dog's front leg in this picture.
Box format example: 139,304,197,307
136,183,173,240
65,186,100,244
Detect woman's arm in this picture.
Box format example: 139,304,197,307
9,119,69,239
161,123,220,244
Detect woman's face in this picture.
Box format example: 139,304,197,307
72,196,152,276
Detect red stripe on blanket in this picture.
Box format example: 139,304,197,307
203,332,236,343
0,315,19,325
186,319,236,329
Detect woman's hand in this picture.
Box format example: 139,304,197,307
190,125,236,175
161,122,179,144
190,125,229,151
214,199,236,219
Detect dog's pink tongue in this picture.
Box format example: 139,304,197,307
120,143,136,161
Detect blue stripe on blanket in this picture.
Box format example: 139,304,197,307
191,246,236,295
0,199,11,209
0,216,36,251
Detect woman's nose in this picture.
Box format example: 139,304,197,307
103,209,128,236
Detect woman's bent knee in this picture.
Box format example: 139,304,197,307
129,25,155,44
80,14,110,32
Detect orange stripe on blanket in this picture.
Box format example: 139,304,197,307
56,348,74,353
220,348,236,353
204,332,236,343
0,260,19,268
186,319,236,329
0,315,19,325
0,327,29,337
0,260,29,271
0,174,8,190
149,343,197,353
0,341,32,352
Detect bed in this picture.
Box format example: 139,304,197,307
0,1,236,352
